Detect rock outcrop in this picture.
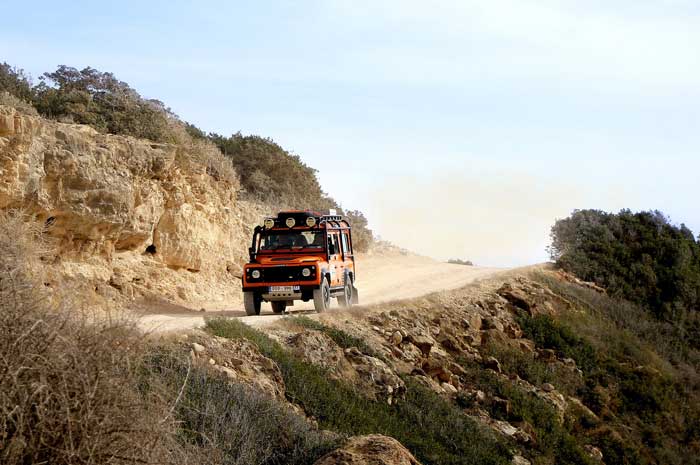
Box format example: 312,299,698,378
280,328,406,403
184,332,286,400
0,105,262,305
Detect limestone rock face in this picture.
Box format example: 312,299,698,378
313,435,422,465
0,105,260,305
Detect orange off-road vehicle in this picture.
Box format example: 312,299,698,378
242,210,359,315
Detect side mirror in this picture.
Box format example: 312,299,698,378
248,247,255,259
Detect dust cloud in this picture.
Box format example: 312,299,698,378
367,172,588,267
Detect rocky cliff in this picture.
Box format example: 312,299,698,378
0,104,261,305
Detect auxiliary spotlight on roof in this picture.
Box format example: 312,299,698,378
306,217,317,227
285,217,296,228
264,218,275,229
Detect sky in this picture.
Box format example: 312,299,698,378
2,0,699,266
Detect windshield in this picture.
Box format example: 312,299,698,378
259,231,325,251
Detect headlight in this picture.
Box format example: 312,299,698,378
251,270,261,279
302,268,311,277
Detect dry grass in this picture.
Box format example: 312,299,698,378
0,91,38,116
168,120,240,187
0,211,191,464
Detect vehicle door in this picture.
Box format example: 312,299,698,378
327,231,342,287
340,230,354,284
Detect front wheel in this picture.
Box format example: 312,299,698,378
271,301,286,314
313,278,331,313
243,292,261,316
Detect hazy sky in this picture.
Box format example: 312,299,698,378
3,1,699,266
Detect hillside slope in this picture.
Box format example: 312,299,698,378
180,265,699,465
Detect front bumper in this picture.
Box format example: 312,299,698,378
242,283,320,296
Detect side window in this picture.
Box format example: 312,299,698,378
342,233,351,255
327,233,339,255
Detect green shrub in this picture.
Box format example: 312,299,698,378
209,133,335,210
483,343,583,396
549,209,700,322
342,210,373,252
287,316,380,358
517,314,598,374
0,63,34,103
205,318,511,465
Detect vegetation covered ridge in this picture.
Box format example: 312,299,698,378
0,62,373,250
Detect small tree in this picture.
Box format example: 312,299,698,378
0,62,34,102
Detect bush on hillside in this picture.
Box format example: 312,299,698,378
33,65,177,142
209,133,335,209
0,62,34,103
549,209,700,322
448,258,474,266
342,209,373,252
288,316,381,358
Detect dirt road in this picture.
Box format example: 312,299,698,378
138,254,507,333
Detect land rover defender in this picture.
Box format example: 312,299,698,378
242,210,359,315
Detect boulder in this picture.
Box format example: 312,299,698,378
483,356,502,373
497,283,533,313
407,334,434,357
584,444,604,462
313,435,422,465
482,316,505,332
512,455,531,465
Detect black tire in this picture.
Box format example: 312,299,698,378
271,301,286,314
243,292,261,316
313,278,331,313
337,276,353,308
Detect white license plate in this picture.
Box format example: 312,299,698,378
269,286,298,292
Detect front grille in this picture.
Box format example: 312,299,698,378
264,266,304,282
247,266,316,283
